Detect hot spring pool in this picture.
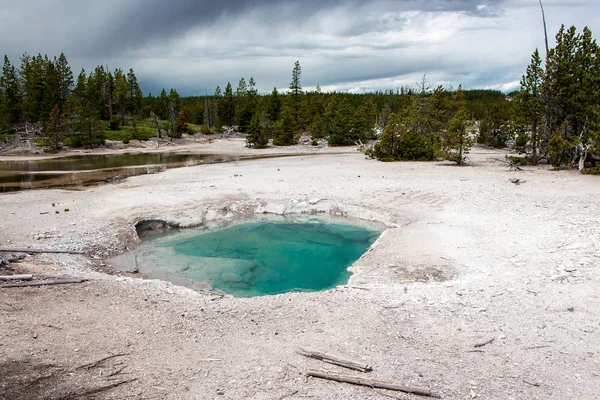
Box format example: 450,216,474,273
112,216,382,297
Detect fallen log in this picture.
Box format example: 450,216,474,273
0,248,85,255
0,274,33,281
1,279,88,288
307,369,439,398
297,347,372,372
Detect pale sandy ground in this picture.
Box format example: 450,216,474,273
1,139,599,399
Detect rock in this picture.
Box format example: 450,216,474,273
0,253,26,265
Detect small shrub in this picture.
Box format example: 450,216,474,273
506,155,534,166
200,125,212,135
582,166,600,175
548,132,575,167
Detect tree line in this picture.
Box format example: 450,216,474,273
3,23,597,172
0,50,514,153
0,53,143,149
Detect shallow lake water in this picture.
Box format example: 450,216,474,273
0,152,283,192
112,216,382,297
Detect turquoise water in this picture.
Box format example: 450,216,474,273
114,217,381,297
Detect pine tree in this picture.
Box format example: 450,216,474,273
273,106,296,145
20,53,45,122
246,77,258,125
42,60,63,124
158,88,168,120
55,53,73,113
105,71,114,121
127,68,142,117
220,82,235,127
0,55,21,124
235,77,252,131
373,112,402,161
248,77,257,97
517,49,545,161
246,112,268,148
440,108,474,165
77,68,104,147
266,87,281,122
289,61,303,128
113,68,128,124
309,113,327,141
235,78,247,96
329,99,355,146
44,105,66,151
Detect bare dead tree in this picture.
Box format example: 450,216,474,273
538,0,550,59
150,111,161,139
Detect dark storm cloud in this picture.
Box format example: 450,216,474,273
74,0,507,55
0,0,506,58
0,0,598,94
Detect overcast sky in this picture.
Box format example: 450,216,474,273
1,0,599,96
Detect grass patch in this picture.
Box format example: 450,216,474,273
0,134,16,140
34,137,48,146
103,119,157,142
187,123,204,134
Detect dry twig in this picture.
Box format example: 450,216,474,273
297,347,372,372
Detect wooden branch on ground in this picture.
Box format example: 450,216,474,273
76,353,130,370
297,347,372,372
0,248,86,254
474,337,495,348
0,274,33,281
307,370,440,398
523,379,541,387
1,278,88,288
523,345,551,350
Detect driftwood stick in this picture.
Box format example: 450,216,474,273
2,278,88,288
0,274,33,281
474,337,495,348
76,353,130,370
297,347,372,372
307,370,439,398
0,248,85,254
